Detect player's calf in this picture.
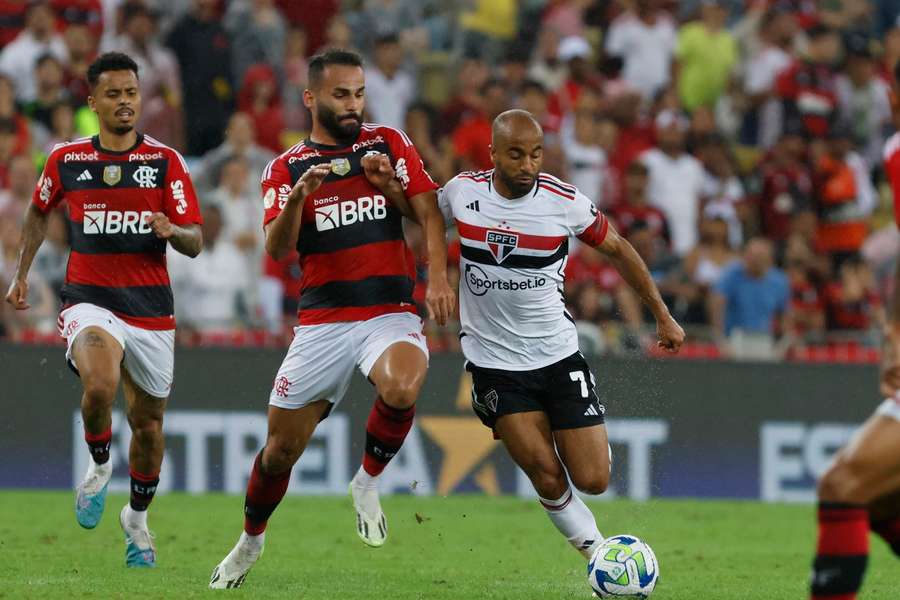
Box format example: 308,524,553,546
569,468,610,496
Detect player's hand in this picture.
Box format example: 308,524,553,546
146,212,175,239
361,153,395,190
290,163,332,203
4,278,29,310
880,325,900,398
426,272,456,327
656,314,684,354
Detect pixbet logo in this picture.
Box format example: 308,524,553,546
464,264,547,296
63,151,98,162
314,195,387,231
352,135,384,153
83,210,153,235
129,152,164,161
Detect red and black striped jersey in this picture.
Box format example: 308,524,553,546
262,124,437,325
32,134,202,330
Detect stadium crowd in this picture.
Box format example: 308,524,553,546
1,0,900,361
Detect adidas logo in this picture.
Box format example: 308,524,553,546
584,403,602,417
76,170,92,181
466,200,480,212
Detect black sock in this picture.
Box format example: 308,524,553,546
130,470,159,511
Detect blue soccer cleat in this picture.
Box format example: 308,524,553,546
120,506,156,568
74,464,111,529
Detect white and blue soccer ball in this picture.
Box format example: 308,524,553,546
587,534,659,598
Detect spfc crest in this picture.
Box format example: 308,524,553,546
486,230,518,263
330,158,351,176
102,165,122,186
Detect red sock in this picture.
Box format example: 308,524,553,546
871,515,900,556
362,396,415,476
85,427,112,465
810,503,869,600
243,451,291,536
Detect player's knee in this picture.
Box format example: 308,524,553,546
817,456,872,504
571,469,609,496
81,373,118,406
262,440,301,474
378,377,422,410
524,458,568,499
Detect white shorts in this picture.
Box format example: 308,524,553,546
269,312,429,410
876,397,900,422
59,303,175,398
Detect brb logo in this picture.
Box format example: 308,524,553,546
83,209,153,235
314,195,387,231
464,264,547,296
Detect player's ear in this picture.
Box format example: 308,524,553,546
87,94,97,114
302,88,314,109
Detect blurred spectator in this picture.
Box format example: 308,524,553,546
52,0,103,39
783,235,826,340
775,24,842,138
696,135,745,247
0,212,55,336
0,155,36,222
0,76,31,155
641,110,706,255
259,250,301,335
742,9,797,148
440,56,489,136
282,26,309,132
452,78,508,172
31,207,68,299
565,242,643,332
0,117,21,189
813,126,876,265
459,0,517,63
0,1,67,102
237,63,284,153
676,0,737,111
169,204,252,332
542,0,592,38
322,13,355,52
684,213,738,295
274,0,338,56
527,26,565,93
755,126,814,242
518,79,561,136
193,111,276,197
62,23,94,105
710,237,790,357
348,0,424,52
547,35,600,122
365,33,415,130
35,100,76,154
605,0,677,102
22,54,70,132
836,46,892,169
561,89,607,203
823,255,884,331
404,101,454,185
0,1,27,47
606,90,655,191
225,0,286,86
107,2,183,147
498,46,530,96
612,161,672,245
166,0,233,155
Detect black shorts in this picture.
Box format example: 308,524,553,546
466,351,605,431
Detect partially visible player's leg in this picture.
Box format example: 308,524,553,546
118,369,166,568
68,322,124,529
810,410,900,600
351,314,429,547
554,424,611,496
496,411,603,559
869,490,900,557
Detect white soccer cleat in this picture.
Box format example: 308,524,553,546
209,532,264,589
75,461,111,529
350,473,387,547
119,505,156,568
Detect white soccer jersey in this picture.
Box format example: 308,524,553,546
439,170,609,370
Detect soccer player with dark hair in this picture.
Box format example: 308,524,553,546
807,63,900,600
209,48,454,588
438,110,683,564
4,51,202,567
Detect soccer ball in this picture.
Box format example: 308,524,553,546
587,534,659,598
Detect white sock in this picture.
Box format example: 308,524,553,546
539,487,603,559
123,504,148,529
352,465,379,489
239,531,265,553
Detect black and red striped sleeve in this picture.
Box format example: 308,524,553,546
32,150,64,213
384,126,438,199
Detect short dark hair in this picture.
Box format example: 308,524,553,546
307,48,363,88
520,79,547,97
87,52,139,88
35,52,60,70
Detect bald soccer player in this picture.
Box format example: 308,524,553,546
438,109,684,563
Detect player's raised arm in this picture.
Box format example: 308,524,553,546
593,220,685,353
4,204,50,310
264,162,331,260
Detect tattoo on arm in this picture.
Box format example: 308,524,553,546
82,332,106,348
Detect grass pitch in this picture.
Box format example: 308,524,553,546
0,491,896,599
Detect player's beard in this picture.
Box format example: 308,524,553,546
497,169,535,198
316,103,362,145
111,123,134,135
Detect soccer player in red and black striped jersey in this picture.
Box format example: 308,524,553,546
4,52,202,568
807,63,900,600
209,49,455,589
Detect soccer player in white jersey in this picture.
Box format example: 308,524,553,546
438,110,684,562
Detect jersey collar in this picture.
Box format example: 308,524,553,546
303,130,362,151
91,133,144,155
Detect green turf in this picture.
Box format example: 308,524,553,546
0,492,895,599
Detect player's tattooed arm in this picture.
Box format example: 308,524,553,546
265,163,331,259
146,213,202,257
361,153,415,220
596,222,684,353
4,204,49,310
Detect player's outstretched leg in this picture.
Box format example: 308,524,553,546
810,410,900,600
211,401,328,589
72,327,123,529
870,490,900,558
496,412,605,560
350,341,426,548
119,370,165,568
